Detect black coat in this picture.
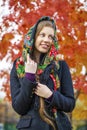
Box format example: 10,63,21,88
10,60,75,130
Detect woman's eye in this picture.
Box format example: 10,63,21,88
39,33,45,37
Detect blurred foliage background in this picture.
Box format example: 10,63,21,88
0,0,87,130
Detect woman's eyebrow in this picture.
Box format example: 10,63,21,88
39,32,45,34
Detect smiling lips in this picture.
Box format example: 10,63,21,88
40,43,50,49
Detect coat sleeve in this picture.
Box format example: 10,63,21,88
48,61,75,112
10,60,37,115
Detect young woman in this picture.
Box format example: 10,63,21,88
10,16,75,130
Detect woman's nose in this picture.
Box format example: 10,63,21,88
44,36,49,42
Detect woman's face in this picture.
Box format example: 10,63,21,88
34,26,54,54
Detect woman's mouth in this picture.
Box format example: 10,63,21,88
40,43,50,49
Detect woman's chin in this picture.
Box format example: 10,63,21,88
40,49,49,53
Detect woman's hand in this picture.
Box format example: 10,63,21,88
35,83,53,98
25,54,37,74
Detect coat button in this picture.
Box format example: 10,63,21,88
32,88,35,94
30,95,33,98
33,88,35,91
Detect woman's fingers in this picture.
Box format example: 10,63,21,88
35,83,53,98
25,54,37,73
27,54,31,63
26,54,36,64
